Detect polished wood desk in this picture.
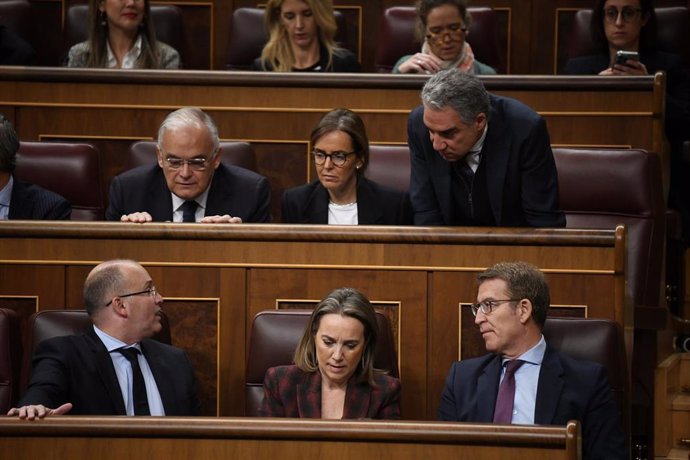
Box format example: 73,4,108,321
0,222,628,419
0,68,668,220
0,416,581,460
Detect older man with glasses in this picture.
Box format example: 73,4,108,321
106,107,271,223
8,259,201,419
438,261,627,460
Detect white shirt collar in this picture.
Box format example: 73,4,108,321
0,175,14,219
106,34,143,69
93,324,141,352
465,123,489,172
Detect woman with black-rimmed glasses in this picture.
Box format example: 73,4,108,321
393,0,495,75
281,108,412,225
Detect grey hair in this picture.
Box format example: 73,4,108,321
157,107,220,153
0,115,20,173
83,259,138,317
421,69,490,124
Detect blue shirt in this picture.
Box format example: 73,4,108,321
0,175,13,220
499,335,546,424
93,325,165,415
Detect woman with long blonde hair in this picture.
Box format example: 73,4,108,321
253,0,359,72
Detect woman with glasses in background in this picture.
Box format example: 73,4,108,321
393,0,495,75
67,0,179,69
253,0,359,72
565,0,690,243
564,0,678,76
281,109,412,225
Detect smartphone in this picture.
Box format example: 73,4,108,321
615,50,640,66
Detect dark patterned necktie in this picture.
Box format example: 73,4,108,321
117,347,150,415
181,200,198,222
493,359,524,423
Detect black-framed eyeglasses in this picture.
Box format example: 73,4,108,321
312,150,356,167
603,6,641,23
426,23,468,43
470,299,520,316
106,286,159,306
163,154,216,171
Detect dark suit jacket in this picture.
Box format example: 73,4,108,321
253,42,360,72
438,346,627,460
19,329,201,416
281,177,412,225
258,365,400,419
8,178,71,220
407,95,565,227
106,164,271,222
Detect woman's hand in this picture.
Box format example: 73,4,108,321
397,53,442,74
600,60,648,76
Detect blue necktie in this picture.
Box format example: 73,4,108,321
181,200,197,222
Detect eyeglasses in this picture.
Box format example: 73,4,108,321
163,155,215,171
470,299,520,316
312,150,356,167
106,286,159,306
426,23,467,43
603,6,641,23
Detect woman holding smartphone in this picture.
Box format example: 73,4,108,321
564,0,681,76
565,0,690,243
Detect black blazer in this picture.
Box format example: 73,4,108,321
438,346,627,460
8,178,71,220
106,164,271,222
253,42,360,72
281,177,412,225
20,329,201,416
407,95,565,227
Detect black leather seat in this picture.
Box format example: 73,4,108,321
15,142,104,221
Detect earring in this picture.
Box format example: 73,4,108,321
100,11,107,27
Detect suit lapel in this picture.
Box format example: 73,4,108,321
303,184,329,224
343,380,372,419
356,178,383,225
205,168,229,217
296,371,322,418
8,179,33,219
482,100,509,226
476,355,502,422
148,168,174,221
140,340,175,415
534,346,564,424
85,329,127,415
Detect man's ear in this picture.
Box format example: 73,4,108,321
156,145,164,169
517,299,533,324
109,297,128,318
475,112,487,132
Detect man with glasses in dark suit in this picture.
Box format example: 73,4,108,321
438,261,626,460
8,259,201,419
106,107,271,223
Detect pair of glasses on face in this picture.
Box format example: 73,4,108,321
470,299,520,317
312,150,356,167
163,154,215,171
426,23,467,43
603,6,641,23
105,286,158,306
